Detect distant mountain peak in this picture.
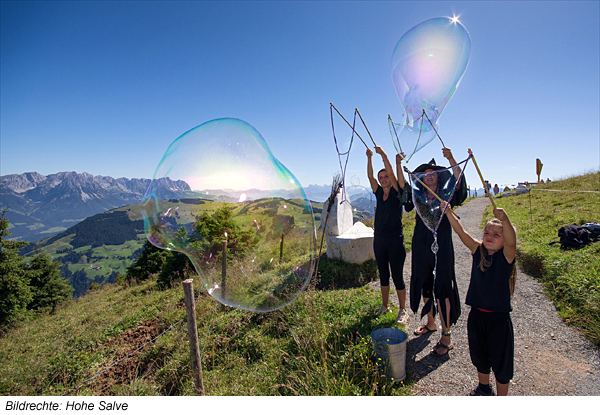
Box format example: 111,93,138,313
0,171,192,242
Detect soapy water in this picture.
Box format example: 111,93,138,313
409,168,458,234
407,159,468,234
141,118,317,312
390,17,471,162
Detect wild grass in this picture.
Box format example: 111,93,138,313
0,264,411,396
483,171,600,345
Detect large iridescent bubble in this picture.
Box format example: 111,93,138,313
390,17,471,161
141,118,317,312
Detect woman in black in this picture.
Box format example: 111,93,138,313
367,146,408,324
404,147,467,355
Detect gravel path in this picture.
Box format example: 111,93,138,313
369,197,600,396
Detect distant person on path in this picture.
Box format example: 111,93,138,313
493,184,499,195
367,146,409,324
442,202,517,396
404,147,467,356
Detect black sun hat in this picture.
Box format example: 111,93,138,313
413,158,446,173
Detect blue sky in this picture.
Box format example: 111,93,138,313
1,0,599,192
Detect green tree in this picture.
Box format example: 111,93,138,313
126,240,169,281
0,209,32,326
26,253,73,313
157,251,192,289
156,227,194,289
195,204,259,260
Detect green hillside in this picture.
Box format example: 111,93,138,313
28,198,324,297
1,172,597,396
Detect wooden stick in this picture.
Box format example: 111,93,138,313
421,109,446,147
330,103,369,149
182,279,205,396
355,108,377,146
468,149,497,209
403,166,459,218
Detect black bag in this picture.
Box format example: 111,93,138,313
548,224,596,249
583,223,600,238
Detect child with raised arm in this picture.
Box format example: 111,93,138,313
442,201,517,396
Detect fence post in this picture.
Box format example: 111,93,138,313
182,279,205,396
221,236,227,311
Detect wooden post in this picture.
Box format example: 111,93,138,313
279,232,284,263
221,234,227,311
182,279,205,396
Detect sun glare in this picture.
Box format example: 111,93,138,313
450,15,460,24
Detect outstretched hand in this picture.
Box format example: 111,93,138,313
366,148,373,157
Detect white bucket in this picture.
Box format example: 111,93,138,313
370,327,407,382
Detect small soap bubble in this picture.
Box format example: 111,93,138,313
141,118,317,312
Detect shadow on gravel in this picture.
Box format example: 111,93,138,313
406,332,450,381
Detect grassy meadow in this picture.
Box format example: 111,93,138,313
1,171,598,395
0,269,408,396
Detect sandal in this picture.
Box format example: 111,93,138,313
431,341,453,356
413,324,437,336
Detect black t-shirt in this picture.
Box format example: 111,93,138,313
465,246,515,312
373,185,403,236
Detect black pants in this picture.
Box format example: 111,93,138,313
467,307,514,384
373,233,406,290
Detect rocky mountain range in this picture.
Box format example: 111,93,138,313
1,171,338,243
1,172,191,242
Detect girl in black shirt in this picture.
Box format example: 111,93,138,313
443,202,517,396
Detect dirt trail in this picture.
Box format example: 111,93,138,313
370,197,600,396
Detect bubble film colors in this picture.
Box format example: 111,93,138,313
141,118,317,312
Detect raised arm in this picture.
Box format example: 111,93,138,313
396,152,406,190
493,208,516,264
442,147,461,180
375,146,398,192
442,201,480,254
367,148,378,193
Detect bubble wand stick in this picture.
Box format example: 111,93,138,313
330,103,370,149
355,108,378,147
422,109,446,147
468,148,496,209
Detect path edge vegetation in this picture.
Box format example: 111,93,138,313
480,171,600,346
0,171,598,395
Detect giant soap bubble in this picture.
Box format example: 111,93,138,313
141,118,317,312
390,17,471,161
